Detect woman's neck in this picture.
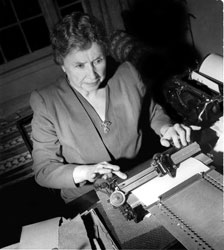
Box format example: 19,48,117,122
80,86,106,101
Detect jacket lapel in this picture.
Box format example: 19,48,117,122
60,80,112,163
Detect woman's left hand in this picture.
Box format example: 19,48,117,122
160,123,200,148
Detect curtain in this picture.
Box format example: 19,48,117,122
82,0,133,35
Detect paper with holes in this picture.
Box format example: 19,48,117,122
132,157,209,206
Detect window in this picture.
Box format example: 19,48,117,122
0,0,83,73
55,0,84,17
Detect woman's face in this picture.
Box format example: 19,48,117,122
62,42,106,95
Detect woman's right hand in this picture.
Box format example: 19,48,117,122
73,161,127,184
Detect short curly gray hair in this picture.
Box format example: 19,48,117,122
50,12,108,65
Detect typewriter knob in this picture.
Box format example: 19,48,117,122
110,188,126,207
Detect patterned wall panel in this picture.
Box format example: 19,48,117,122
0,107,34,189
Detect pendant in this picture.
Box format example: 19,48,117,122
101,121,112,134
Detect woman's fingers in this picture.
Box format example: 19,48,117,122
90,173,97,180
100,162,120,171
160,137,171,147
95,168,114,175
112,170,127,179
95,162,119,172
181,124,191,143
160,123,194,148
190,125,201,131
93,162,127,180
173,124,188,147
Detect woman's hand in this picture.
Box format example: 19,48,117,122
73,161,127,183
160,123,200,148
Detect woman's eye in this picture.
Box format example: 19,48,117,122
94,58,103,65
76,64,84,69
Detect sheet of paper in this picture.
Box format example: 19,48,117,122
199,53,223,83
18,217,60,249
191,71,220,93
132,157,209,206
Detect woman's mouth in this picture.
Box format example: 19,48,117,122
86,79,100,86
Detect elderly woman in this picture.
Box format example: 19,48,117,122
30,12,193,203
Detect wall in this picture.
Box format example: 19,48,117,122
0,0,222,119
0,56,62,118
187,0,223,58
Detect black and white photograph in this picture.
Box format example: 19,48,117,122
0,0,223,249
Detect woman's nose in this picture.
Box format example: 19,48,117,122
87,64,97,79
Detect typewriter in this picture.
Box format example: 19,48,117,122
163,53,223,127
94,141,223,250
94,141,212,222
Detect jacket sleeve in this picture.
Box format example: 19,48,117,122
149,98,173,136
30,90,76,189
127,61,173,137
